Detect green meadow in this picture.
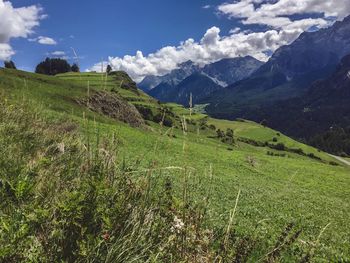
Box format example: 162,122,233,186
0,68,349,261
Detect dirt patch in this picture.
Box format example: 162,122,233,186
78,91,145,127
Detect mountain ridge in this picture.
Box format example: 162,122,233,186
140,56,263,105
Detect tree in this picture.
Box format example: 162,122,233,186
4,60,16,69
71,63,80,72
106,65,112,74
260,119,268,127
35,58,71,75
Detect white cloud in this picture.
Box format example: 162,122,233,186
90,0,350,82
29,36,57,45
0,0,44,60
202,5,211,9
37,36,57,45
217,0,350,30
48,50,71,60
0,43,15,61
229,27,241,34
90,26,302,82
51,51,66,56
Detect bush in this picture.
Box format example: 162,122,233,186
274,143,286,151
71,63,80,72
329,161,339,166
307,153,321,160
154,113,173,127
135,105,153,121
226,128,234,138
4,60,16,69
209,124,216,130
290,148,304,155
216,129,225,138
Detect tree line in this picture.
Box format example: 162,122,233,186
3,58,115,76
3,58,80,75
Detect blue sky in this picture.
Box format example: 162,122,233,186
1,0,350,81
7,0,240,72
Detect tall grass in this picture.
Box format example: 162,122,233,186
0,96,318,262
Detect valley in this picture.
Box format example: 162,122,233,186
1,68,349,261
1,1,350,261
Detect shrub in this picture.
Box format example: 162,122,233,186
135,105,154,121
274,143,286,151
71,63,80,72
307,153,321,160
226,128,234,138
154,113,173,127
209,124,216,130
290,148,304,155
216,129,225,138
4,60,16,69
329,161,339,166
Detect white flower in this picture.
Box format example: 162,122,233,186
171,216,185,233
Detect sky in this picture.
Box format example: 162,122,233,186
1,0,350,82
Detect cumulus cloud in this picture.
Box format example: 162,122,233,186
90,0,350,82
90,26,302,82
0,0,44,60
217,0,350,30
0,43,15,61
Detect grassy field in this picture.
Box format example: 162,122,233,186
1,68,349,261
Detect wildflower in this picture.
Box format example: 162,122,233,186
57,142,65,153
102,232,110,241
171,216,184,233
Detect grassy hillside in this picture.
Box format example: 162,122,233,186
0,68,349,262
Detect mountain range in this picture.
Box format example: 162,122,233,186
202,15,350,154
255,53,350,154
138,15,350,155
138,56,263,105
205,15,350,119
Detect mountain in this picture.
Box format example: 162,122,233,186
137,75,163,91
138,60,200,91
308,54,350,101
202,56,264,86
264,54,350,135
140,56,263,105
211,54,350,155
205,15,350,120
149,73,222,106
